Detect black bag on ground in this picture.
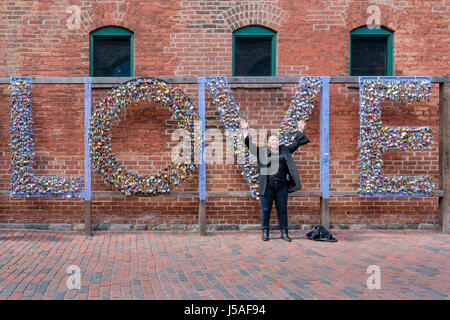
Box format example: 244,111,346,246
306,225,337,242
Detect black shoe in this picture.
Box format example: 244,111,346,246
262,230,269,241
280,229,291,242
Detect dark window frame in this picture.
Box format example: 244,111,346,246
232,25,277,76
350,26,393,76
89,26,134,77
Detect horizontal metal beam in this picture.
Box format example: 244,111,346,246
329,190,444,197
0,190,444,197
92,191,199,198
1,76,449,84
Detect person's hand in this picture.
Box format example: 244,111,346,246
297,120,306,132
240,118,249,130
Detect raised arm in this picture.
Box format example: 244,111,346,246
240,119,259,156
286,120,309,153
286,131,309,153
244,132,259,156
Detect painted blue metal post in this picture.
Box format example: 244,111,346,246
84,77,92,201
84,77,92,236
198,77,207,235
320,77,330,227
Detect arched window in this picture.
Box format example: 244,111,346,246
90,26,134,77
350,26,393,76
233,25,277,76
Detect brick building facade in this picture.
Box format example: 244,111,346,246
0,0,449,231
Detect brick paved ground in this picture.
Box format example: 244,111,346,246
0,229,448,300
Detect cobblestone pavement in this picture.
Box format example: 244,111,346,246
0,229,448,300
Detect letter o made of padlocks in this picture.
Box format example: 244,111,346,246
89,77,201,196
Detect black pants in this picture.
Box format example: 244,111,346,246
260,180,288,231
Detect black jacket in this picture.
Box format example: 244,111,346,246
245,131,309,196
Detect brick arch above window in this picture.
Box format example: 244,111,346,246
221,2,289,33
345,3,408,33
83,3,143,34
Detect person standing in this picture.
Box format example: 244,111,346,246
240,119,309,242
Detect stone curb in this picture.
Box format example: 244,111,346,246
0,223,440,232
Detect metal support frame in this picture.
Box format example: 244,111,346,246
320,77,330,228
1,76,448,234
84,77,92,236
198,77,207,236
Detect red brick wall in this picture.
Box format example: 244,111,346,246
0,0,448,228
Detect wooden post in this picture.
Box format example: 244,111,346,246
199,200,206,236
320,197,330,229
84,200,92,236
439,82,450,234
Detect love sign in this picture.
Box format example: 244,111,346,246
8,76,434,199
